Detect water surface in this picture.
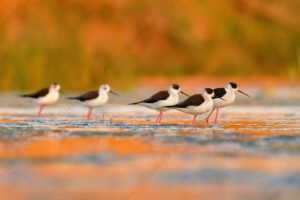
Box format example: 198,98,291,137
0,105,299,200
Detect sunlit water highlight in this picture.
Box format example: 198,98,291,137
0,104,299,200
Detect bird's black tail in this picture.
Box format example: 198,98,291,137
68,97,78,100
165,105,177,108
128,102,139,105
20,94,33,98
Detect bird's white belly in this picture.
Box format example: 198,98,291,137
213,93,235,108
177,101,213,115
156,96,179,109
83,97,108,108
37,92,59,105
140,94,179,112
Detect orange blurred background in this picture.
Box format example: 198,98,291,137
0,0,299,91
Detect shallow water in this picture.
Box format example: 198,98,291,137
0,104,299,200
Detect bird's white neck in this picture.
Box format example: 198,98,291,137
169,90,179,97
224,88,236,102
203,93,212,101
98,90,108,99
49,89,59,95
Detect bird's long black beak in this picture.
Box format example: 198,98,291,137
180,91,190,97
220,97,227,101
238,90,250,97
110,90,119,96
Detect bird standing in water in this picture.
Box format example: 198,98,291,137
130,84,189,123
69,84,118,119
166,88,216,125
206,82,250,124
21,83,61,117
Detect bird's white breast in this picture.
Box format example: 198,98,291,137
83,93,109,108
156,92,179,107
37,91,59,105
176,98,213,115
142,92,179,111
213,91,236,108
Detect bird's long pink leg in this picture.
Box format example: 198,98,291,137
214,108,219,123
191,114,197,126
155,110,163,124
87,108,93,119
159,110,163,123
38,105,45,117
205,108,215,125
155,112,160,123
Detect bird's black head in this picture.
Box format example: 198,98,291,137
172,84,180,90
205,88,214,95
229,82,237,89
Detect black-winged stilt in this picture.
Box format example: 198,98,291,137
68,84,118,119
21,83,61,117
205,82,250,124
130,84,189,123
166,88,216,125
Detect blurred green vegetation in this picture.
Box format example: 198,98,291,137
0,0,299,91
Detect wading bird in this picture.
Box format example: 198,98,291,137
166,88,216,125
130,84,189,123
21,83,61,117
205,82,250,124
68,84,118,119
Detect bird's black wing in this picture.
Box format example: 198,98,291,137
167,94,204,108
69,91,99,101
131,91,169,104
21,88,49,98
